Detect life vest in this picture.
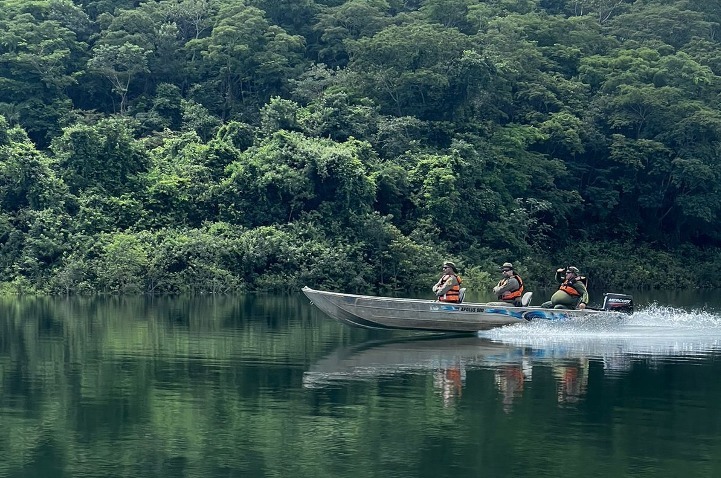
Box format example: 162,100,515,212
438,274,462,302
558,278,581,296
499,274,524,301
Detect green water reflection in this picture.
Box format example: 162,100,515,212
1,293,721,478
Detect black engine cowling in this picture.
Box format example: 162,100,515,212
602,293,634,314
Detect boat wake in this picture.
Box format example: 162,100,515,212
480,303,721,359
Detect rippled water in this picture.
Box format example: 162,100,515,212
2,294,721,478
484,304,721,356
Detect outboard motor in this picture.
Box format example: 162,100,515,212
602,293,634,314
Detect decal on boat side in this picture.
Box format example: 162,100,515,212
435,305,460,310
427,305,574,322
522,310,572,321
485,308,525,319
459,306,485,312
431,305,460,311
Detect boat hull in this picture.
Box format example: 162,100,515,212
302,287,612,333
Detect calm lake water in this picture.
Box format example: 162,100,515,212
2,290,721,478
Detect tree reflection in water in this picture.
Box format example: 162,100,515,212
3,295,721,477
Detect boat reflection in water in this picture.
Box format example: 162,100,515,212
303,335,521,408
304,335,570,411
304,305,721,411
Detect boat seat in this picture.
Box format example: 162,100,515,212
458,288,467,304
521,291,533,307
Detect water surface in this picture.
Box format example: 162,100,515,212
1,292,720,478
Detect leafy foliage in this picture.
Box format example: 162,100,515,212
0,0,719,294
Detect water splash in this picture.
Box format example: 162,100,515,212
480,305,721,359
631,303,721,328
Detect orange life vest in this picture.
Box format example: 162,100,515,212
500,274,524,301
558,278,581,296
438,274,462,303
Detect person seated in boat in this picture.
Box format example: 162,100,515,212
433,262,462,303
491,262,524,306
541,266,588,310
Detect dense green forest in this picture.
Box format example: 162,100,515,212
0,0,720,294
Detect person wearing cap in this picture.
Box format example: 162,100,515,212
492,262,524,306
541,266,589,309
433,262,462,303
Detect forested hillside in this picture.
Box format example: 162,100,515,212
0,0,720,294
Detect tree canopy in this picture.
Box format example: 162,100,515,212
0,0,720,294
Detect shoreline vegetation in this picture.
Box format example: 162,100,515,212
0,0,720,295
